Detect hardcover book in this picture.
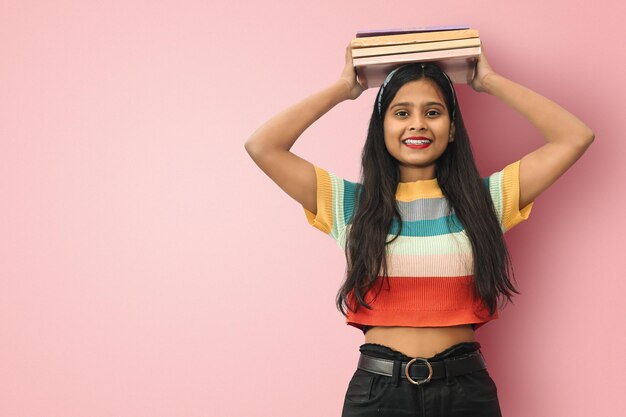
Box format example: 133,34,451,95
355,25,470,37
354,47,480,87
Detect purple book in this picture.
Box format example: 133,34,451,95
356,25,470,38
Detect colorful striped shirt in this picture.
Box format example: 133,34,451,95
302,159,534,331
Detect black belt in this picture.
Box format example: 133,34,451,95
358,350,487,386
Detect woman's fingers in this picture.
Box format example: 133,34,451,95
340,41,368,99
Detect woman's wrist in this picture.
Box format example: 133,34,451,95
481,72,503,95
334,78,355,101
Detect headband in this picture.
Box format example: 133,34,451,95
377,62,456,121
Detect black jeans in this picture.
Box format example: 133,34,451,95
341,342,502,417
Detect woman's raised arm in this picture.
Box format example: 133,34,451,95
244,43,367,214
470,46,595,210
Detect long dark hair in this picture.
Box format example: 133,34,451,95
336,62,520,320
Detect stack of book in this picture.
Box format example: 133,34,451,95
351,25,481,88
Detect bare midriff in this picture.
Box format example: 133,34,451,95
364,325,476,358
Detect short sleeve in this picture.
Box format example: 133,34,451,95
302,165,358,245
484,159,534,233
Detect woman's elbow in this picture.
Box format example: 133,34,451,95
584,131,595,149
587,131,596,144
577,128,595,148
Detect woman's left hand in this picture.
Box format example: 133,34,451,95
469,44,497,93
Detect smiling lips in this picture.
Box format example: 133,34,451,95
402,136,432,149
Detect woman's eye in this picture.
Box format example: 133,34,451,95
395,110,440,117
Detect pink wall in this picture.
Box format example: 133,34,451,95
1,1,624,416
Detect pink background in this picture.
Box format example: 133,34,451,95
1,1,624,416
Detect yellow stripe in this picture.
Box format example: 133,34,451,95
303,165,334,235
501,160,534,231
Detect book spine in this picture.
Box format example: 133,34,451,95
352,46,481,67
352,38,481,58
356,57,477,87
356,25,471,37
351,29,479,48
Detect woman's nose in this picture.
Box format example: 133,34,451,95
409,116,427,131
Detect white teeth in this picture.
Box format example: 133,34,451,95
404,139,431,145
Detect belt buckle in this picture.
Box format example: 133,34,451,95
405,357,433,385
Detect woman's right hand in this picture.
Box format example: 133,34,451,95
339,42,368,100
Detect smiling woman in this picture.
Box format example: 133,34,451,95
338,60,522,366
244,40,594,417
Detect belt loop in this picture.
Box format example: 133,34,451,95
443,358,454,386
392,359,402,387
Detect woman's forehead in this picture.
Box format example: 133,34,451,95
391,80,446,107
393,79,445,101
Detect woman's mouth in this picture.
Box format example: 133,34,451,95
403,138,432,149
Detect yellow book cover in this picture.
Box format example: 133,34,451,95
351,28,480,48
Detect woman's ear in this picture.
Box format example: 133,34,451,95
448,122,456,142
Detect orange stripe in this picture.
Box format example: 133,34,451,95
346,275,497,328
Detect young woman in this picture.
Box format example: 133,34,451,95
244,42,594,416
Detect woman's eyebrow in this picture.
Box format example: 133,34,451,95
390,101,445,109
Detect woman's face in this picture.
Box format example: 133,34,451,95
383,78,453,182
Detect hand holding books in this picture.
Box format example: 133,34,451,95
468,46,497,93
339,43,368,100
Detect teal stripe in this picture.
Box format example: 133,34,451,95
343,180,358,224
390,214,465,236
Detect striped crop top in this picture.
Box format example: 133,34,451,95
302,159,534,332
